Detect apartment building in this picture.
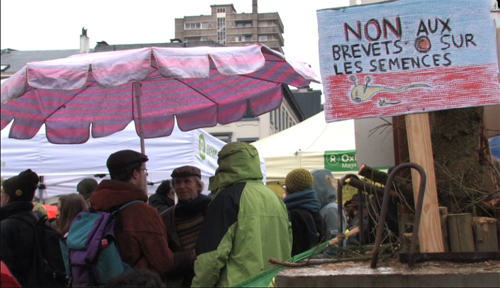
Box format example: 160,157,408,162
175,0,284,53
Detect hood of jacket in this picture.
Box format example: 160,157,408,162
90,179,148,211
311,169,337,207
209,142,263,195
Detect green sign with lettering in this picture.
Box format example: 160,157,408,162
324,150,357,172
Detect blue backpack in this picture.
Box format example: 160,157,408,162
60,200,143,287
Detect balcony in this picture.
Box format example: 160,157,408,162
257,26,281,35
232,14,254,21
227,27,254,34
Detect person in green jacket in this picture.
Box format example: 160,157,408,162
192,142,292,287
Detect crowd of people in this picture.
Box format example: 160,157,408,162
0,142,375,287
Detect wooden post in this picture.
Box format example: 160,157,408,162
472,217,499,252
439,207,450,252
497,208,500,251
398,203,414,252
405,113,444,253
448,213,475,252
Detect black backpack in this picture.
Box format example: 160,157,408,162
9,212,67,287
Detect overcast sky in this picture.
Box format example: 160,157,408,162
1,0,349,91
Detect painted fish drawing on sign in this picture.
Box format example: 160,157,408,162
348,75,430,104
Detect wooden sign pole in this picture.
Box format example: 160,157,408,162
405,113,444,253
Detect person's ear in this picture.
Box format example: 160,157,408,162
132,169,140,180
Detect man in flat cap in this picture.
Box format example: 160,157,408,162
192,142,292,287
1,169,65,287
90,150,174,277
160,165,211,287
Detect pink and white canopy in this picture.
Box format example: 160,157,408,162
1,44,319,144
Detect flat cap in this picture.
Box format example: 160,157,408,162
106,150,148,173
171,166,201,179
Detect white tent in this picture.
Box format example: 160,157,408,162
1,122,236,200
251,111,356,182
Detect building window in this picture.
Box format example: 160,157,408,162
236,21,252,28
278,107,281,131
211,132,232,143
235,35,252,42
217,7,226,13
282,111,285,130
237,137,259,144
185,22,209,30
274,110,278,129
258,35,268,42
217,18,226,45
201,36,209,42
243,103,258,119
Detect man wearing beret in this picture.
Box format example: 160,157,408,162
90,150,174,277
1,169,64,286
283,168,326,256
192,142,292,287
160,165,211,287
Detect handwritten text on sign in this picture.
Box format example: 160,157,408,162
318,0,500,122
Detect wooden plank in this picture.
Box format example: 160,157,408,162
405,113,444,253
473,217,499,252
497,208,500,252
439,207,450,252
448,213,475,252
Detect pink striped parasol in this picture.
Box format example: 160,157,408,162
1,44,319,154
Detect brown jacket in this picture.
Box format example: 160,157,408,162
90,180,173,276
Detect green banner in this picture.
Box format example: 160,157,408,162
324,150,357,172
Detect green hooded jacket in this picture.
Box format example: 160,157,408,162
192,142,292,287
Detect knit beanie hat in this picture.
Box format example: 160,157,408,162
285,168,314,194
2,169,39,202
77,178,98,200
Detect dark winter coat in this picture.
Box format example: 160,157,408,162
90,180,174,276
283,189,326,256
148,194,175,214
1,201,38,287
160,194,211,287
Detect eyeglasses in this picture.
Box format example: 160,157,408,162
140,168,148,176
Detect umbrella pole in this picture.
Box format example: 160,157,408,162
133,82,148,195
133,82,146,155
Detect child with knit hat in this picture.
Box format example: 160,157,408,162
283,168,326,256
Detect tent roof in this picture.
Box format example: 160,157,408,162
252,111,355,157
251,111,355,182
